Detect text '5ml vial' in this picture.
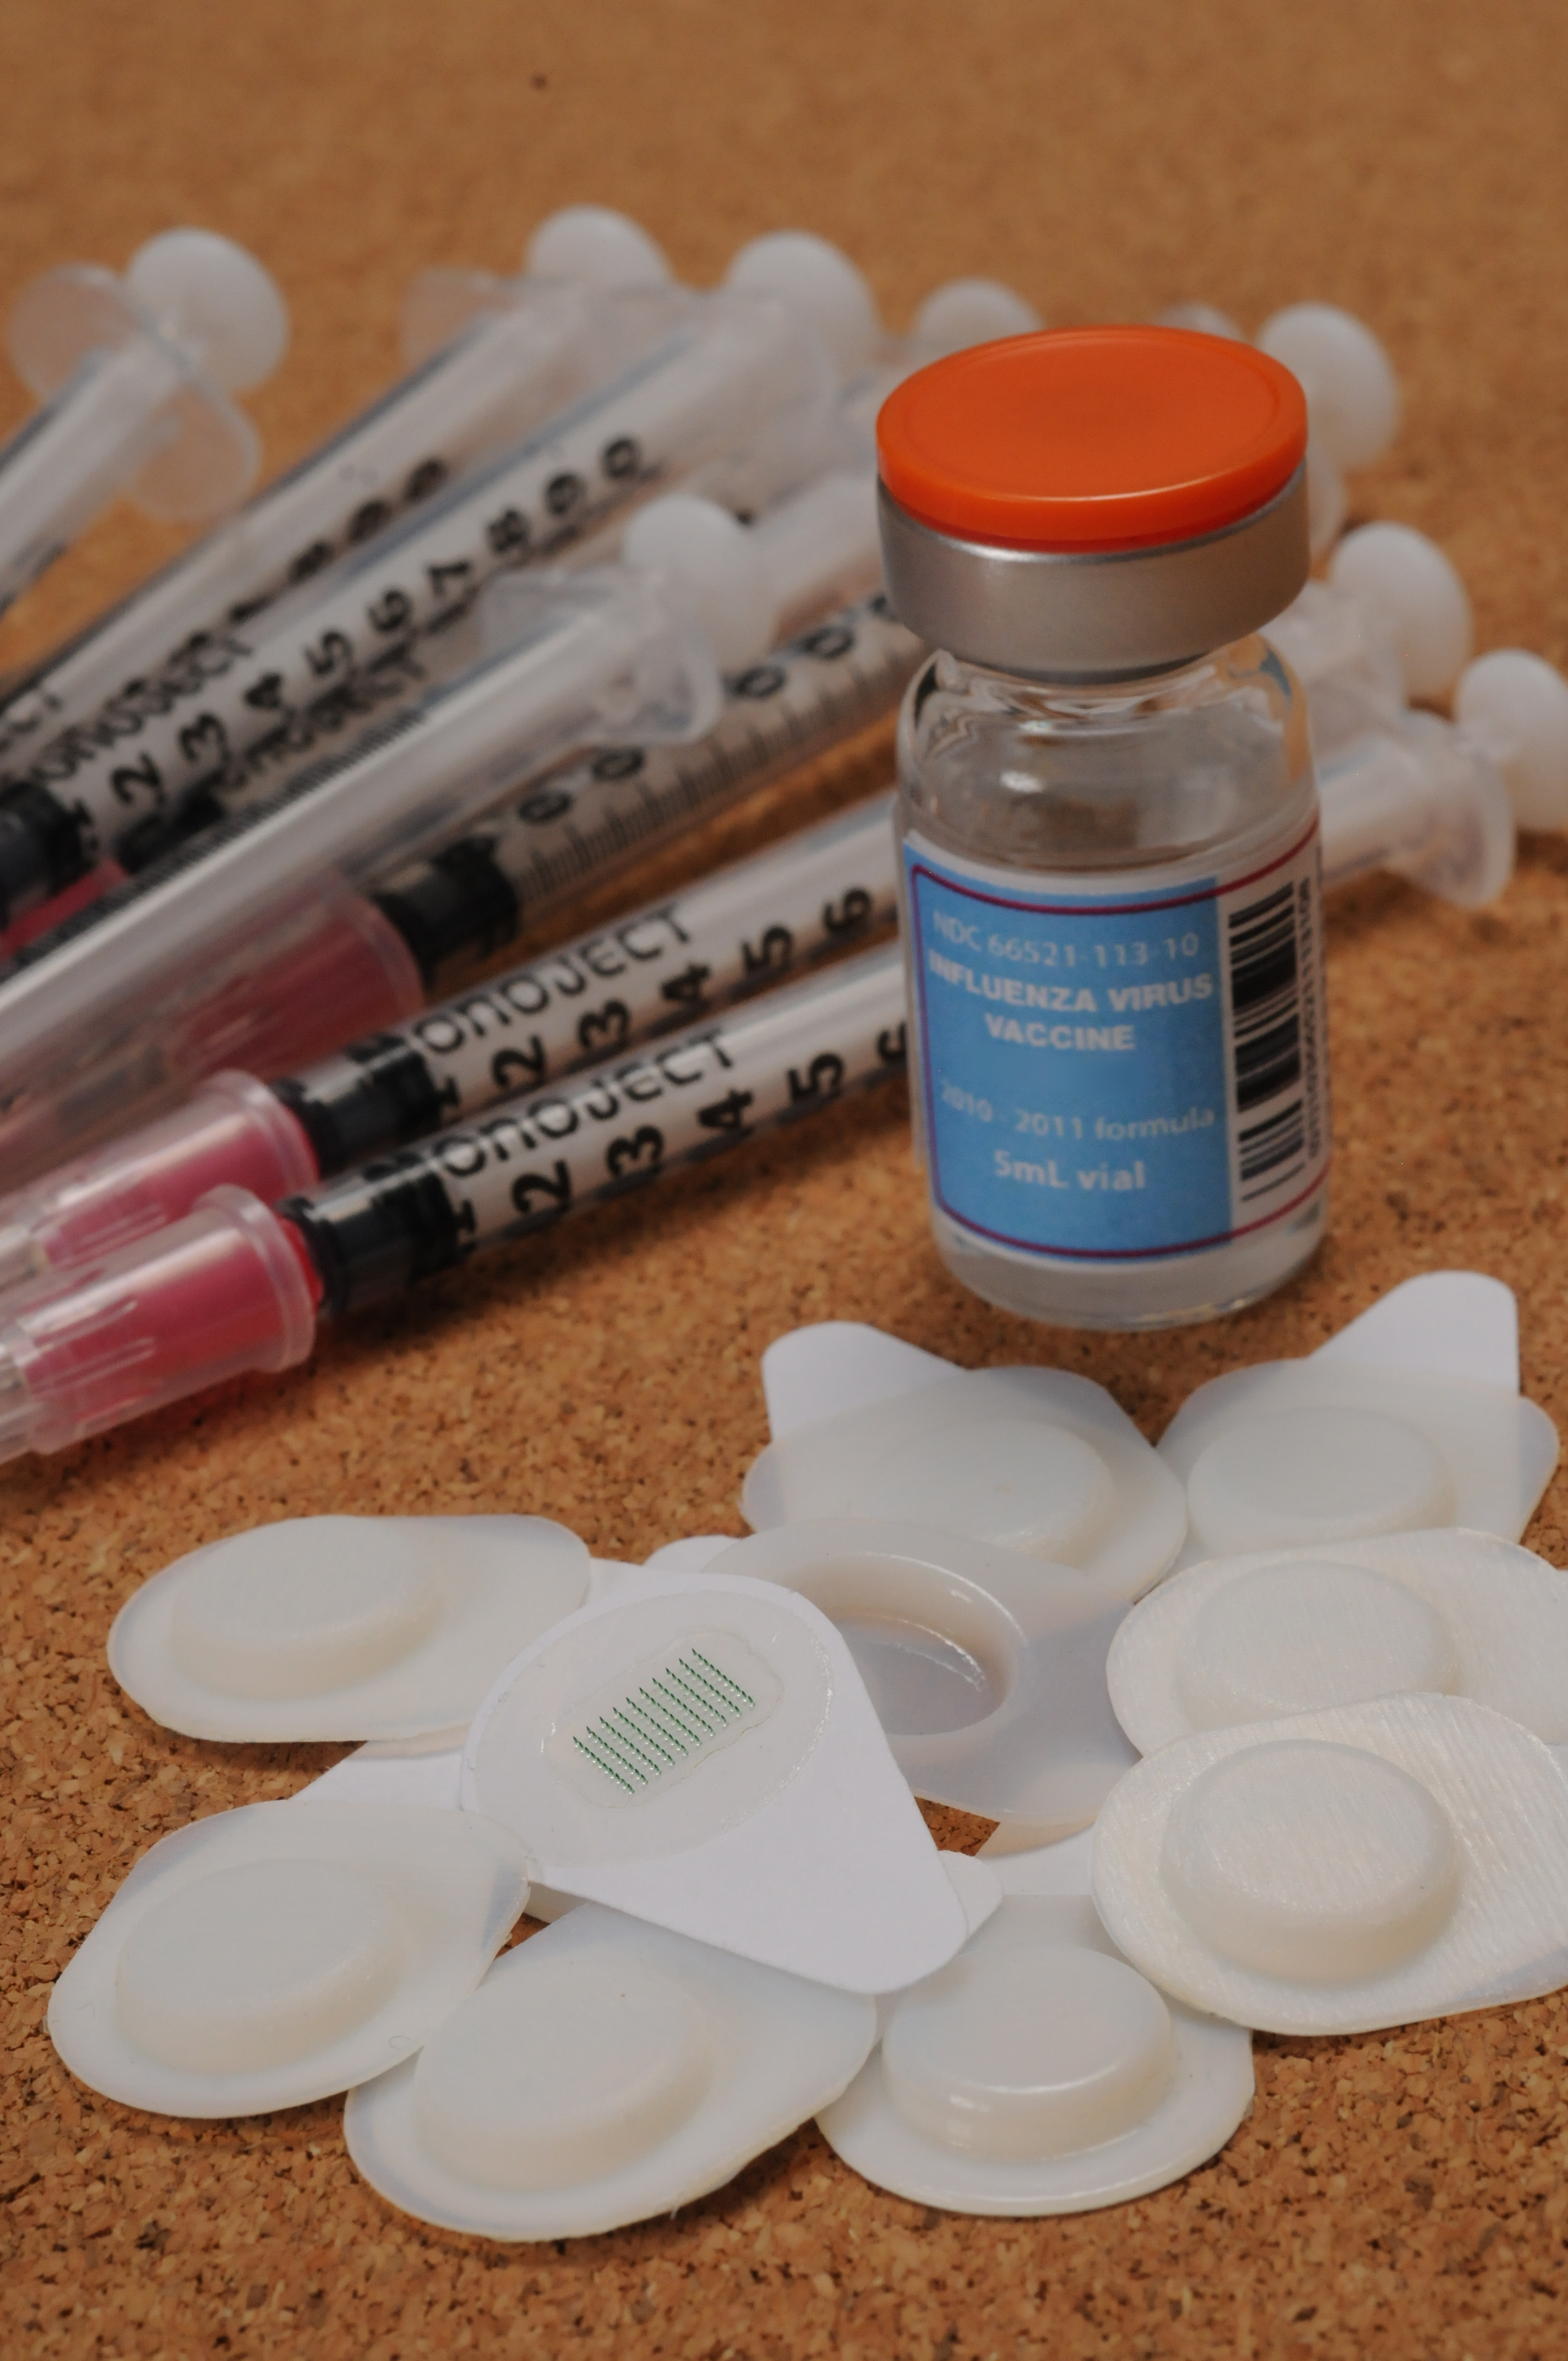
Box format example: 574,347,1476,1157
877,326,1330,1330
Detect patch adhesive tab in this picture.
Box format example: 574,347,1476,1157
462,1574,979,1992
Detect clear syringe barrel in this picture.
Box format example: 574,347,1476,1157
1264,579,1405,757
0,944,907,1459
279,788,900,1169
0,339,191,618
1317,714,1515,908
287,938,908,1315
373,589,920,990
0,790,902,1291
0,582,915,1237
0,568,720,1129
0,590,916,1192
0,284,679,771
0,293,834,918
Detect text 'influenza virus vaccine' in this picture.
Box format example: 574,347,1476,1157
878,327,1330,1329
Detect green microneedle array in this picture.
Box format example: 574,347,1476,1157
571,1648,758,1797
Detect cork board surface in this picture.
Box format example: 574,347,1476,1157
5,1,1568,2353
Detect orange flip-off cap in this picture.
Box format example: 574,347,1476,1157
877,328,1308,554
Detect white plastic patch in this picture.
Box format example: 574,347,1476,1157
1092,1695,1568,2035
344,1902,875,2239
108,1515,594,1741
760,1322,956,1438
709,1519,1136,1841
301,1729,468,1814
980,1825,1096,1891
1159,1347,1556,1567
1314,1271,1521,1391
815,1894,1253,2215
48,1803,531,2118
461,1573,984,1992
1108,1530,1568,1755
745,1364,1185,1601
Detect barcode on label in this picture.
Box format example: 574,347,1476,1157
1227,880,1307,1199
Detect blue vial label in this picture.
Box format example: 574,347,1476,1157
905,826,1329,1261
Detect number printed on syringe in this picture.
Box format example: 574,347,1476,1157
288,945,909,1313
350,790,896,1122
12,319,781,866
454,601,917,912
399,973,903,1247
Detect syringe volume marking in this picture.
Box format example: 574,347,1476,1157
601,1122,664,1179
283,943,907,1316
0,318,752,890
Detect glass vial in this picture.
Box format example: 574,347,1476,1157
877,327,1331,1330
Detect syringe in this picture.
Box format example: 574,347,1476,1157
1157,301,1400,557
373,592,917,994
0,787,902,1288
1316,714,1513,906
0,575,916,1197
1454,649,1568,834
725,232,1042,467
0,942,908,1463
1267,519,1513,906
0,475,885,1169
1266,520,1476,750
0,591,1541,1292
0,242,864,928
0,231,287,617
1271,518,1568,894
0,208,678,778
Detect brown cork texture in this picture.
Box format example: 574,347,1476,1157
3,1,1568,2352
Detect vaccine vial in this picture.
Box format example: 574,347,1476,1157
878,327,1330,1330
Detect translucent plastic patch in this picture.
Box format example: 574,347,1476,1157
816,1894,1253,2215
461,1574,981,1993
1092,1695,1568,2036
1108,1530,1568,1755
48,1803,531,2118
108,1515,592,1741
1159,1361,1557,1567
744,1366,1186,1601
344,1902,875,2239
710,1519,1135,1842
